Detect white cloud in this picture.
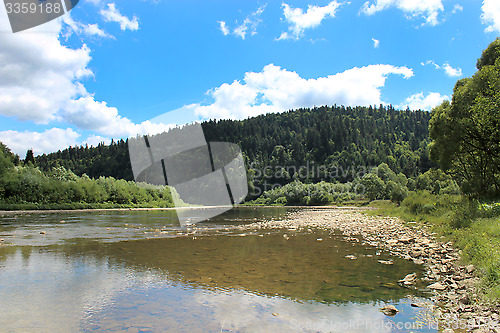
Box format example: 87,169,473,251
372,38,380,48
278,1,342,40
63,15,113,38
421,59,440,69
64,96,174,137
361,0,444,26
219,5,266,39
0,4,172,155
398,92,448,111
452,4,463,14
0,128,80,156
100,3,139,31
218,21,229,36
193,63,413,120
442,62,462,77
85,135,112,147
481,0,500,33
422,60,462,77
0,10,92,124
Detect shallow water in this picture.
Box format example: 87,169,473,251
0,207,438,332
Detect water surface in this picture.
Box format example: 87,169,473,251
0,208,437,332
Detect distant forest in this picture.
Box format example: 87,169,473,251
35,104,434,188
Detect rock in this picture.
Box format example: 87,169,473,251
428,282,447,290
39,231,46,235
380,305,399,316
272,313,278,317
345,255,357,260
411,302,428,308
398,273,417,285
399,237,414,244
283,234,289,240
378,259,393,265
466,264,475,274
316,238,323,241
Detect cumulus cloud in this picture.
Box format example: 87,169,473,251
360,0,444,26
278,1,342,40
218,5,266,39
398,92,448,111
0,4,171,155
421,60,462,77
64,96,174,137
372,38,380,48
0,11,92,124
100,3,139,31
193,63,413,120
481,0,500,33
0,128,80,156
442,63,462,77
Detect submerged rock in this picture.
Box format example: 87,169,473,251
398,273,417,285
380,304,399,316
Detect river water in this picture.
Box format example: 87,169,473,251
0,207,438,332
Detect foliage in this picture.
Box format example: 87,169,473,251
370,194,500,301
0,161,175,209
251,180,360,206
35,105,433,198
429,38,500,197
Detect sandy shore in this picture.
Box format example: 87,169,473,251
242,208,497,332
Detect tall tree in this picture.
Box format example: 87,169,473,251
24,149,35,166
429,38,500,197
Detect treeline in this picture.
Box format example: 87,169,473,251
35,105,434,197
251,162,460,206
0,143,175,210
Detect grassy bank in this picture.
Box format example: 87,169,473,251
368,191,500,301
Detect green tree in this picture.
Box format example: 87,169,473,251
361,173,385,201
429,38,500,197
24,149,35,166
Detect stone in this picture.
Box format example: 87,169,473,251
428,282,447,290
380,305,399,316
398,273,417,285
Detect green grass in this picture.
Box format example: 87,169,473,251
368,191,500,302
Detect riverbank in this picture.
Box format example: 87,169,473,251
242,208,498,332
0,205,360,216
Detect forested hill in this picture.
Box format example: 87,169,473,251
35,105,434,182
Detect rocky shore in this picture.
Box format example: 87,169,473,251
244,208,499,333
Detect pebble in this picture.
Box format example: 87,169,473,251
241,208,497,329
380,304,399,316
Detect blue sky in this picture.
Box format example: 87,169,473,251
0,0,499,156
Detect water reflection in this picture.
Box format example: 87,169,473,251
0,208,437,332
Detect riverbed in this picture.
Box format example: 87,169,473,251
0,207,438,332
